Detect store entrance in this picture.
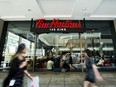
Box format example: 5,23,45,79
29,18,114,72
31,32,101,72
29,18,87,72
34,33,85,71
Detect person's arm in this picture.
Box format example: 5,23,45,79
18,60,33,79
19,61,27,69
92,64,104,81
24,70,33,79
89,58,104,82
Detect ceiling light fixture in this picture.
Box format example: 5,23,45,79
1,16,26,19
0,0,9,1
44,15,72,18
90,15,116,18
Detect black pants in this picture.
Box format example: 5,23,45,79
10,84,22,87
3,78,9,87
63,63,70,71
3,78,22,87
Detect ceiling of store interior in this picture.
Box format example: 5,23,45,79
0,0,116,21
39,33,113,47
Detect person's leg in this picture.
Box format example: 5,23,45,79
90,83,96,87
3,78,9,87
13,84,22,87
83,81,90,87
71,65,77,70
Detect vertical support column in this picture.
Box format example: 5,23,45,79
18,36,22,45
55,35,59,55
33,33,37,72
0,19,8,66
91,38,96,62
30,42,32,58
112,20,116,61
79,33,84,72
84,37,87,48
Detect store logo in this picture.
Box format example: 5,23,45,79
30,18,85,33
35,18,82,28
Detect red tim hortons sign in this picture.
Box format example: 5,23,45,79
30,18,85,33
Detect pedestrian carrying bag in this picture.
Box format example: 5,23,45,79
27,76,39,87
9,70,21,86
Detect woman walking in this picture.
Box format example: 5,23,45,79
3,44,32,87
83,49,103,87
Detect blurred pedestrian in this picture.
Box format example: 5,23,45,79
83,49,104,87
3,44,32,87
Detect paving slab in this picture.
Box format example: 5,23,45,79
0,71,116,87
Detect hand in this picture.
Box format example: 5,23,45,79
96,75,104,82
30,75,33,80
28,74,33,80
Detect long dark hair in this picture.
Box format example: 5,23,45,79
84,49,92,57
11,44,26,61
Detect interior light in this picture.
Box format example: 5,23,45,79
1,16,26,19
90,15,116,18
44,15,72,18
0,0,9,1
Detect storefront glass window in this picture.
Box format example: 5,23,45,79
2,21,116,70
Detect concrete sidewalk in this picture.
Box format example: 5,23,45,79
0,71,116,87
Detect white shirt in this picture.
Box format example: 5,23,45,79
47,60,54,70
